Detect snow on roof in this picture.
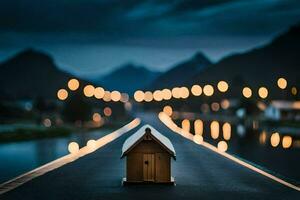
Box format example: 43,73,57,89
121,124,176,158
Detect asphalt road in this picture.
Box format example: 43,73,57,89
1,113,299,200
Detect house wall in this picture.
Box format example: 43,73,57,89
126,139,171,182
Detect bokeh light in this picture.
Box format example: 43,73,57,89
258,87,268,99
180,87,189,99
68,78,80,91
103,91,111,102
217,81,229,92
92,113,101,122
222,122,231,140
103,107,112,116
163,105,173,116
291,87,297,96
68,142,79,154
191,85,202,96
270,132,280,147
87,139,97,149
203,85,214,96
57,89,68,100
172,87,181,99
83,85,95,97
134,90,144,102
111,90,121,102
194,119,203,135
277,78,287,89
221,99,230,109
162,89,172,100
153,90,163,101
144,91,153,102
182,119,190,132
193,134,203,144
94,87,105,99
217,141,228,152
211,102,220,112
282,136,292,149
210,121,219,139
242,87,252,98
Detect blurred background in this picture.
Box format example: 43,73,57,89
0,0,300,185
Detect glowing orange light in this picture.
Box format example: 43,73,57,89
87,139,97,149
217,141,228,152
103,107,112,116
194,119,203,135
68,142,79,154
291,87,297,96
259,131,267,144
103,91,111,102
217,81,229,92
182,119,190,132
270,132,280,147
242,87,252,98
277,78,287,89
162,89,172,100
68,78,80,91
211,102,220,112
203,85,214,96
144,91,153,102
134,90,144,102
172,87,181,99
163,105,173,117
111,90,121,102
222,122,231,140
210,121,219,139
92,113,101,122
191,85,202,96
193,135,203,144
282,136,292,149
153,90,163,101
258,87,268,99
221,99,230,109
83,85,95,97
180,87,189,99
94,87,105,99
57,89,68,100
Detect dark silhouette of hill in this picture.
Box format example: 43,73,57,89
188,24,300,99
95,63,161,94
0,49,84,100
149,52,212,89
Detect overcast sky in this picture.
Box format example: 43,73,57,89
0,0,299,78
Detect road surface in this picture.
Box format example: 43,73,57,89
1,113,299,199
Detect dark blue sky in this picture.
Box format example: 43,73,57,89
0,0,299,78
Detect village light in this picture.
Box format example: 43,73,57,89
134,90,144,102
83,85,95,97
57,89,68,100
211,102,220,112
94,87,105,99
221,99,230,109
277,78,287,89
111,90,121,102
242,87,252,98
103,91,111,102
68,78,80,91
210,121,219,139
193,134,203,144
258,87,268,99
222,122,231,140
163,105,173,117
217,141,228,152
194,119,203,135
217,81,229,92
203,85,214,96
180,87,189,99
162,89,172,100
92,113,101,122
103,107,112,116
282,136,292,149
144,91,153,102
291,87,297,96
87,139,97,149
68,142,79,154
191,84,202,96
153,90,163,101
171,87,181,99
270,132,280,147
182,119,190,132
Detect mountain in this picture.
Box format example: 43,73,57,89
149,52,212,89
188,24,300,99
0,49,81,100
96,64,162,94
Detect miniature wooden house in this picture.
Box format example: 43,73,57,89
121,125,176,184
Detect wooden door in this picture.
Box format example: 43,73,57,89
143,154,155,181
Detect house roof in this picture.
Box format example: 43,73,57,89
121,124,176,159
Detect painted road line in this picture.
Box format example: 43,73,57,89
158,112,300,192
0,118,141,195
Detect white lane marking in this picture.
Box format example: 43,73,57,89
158,112,300,192
0,118,141,195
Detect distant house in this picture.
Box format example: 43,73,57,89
121,125,176,184
265,101,300,121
